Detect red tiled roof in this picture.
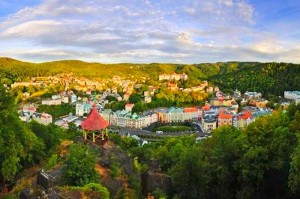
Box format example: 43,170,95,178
202,105,210,111
81,105,109,130
218,110,233,119
238,111,252,120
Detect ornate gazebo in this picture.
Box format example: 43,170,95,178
81,105,109,146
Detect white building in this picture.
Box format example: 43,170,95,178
144,96,152,103
70,94,77,103
202,115,217,133
158,73,188,81
62,95,69,103
284,91,300,104
183,107,200,121
42,98,62,105
244,91,262,100
32,113,53,125
76,102,92,116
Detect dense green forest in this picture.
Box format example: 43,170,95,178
120,104,300,199
1,58,300,97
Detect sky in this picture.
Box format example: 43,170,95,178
0,0,299,63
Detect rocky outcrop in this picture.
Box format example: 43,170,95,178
142,170,173,197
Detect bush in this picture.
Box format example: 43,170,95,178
46,154,58,169
83,183,110,199
109,155,122,178
63,144,99,186
66,183,110,199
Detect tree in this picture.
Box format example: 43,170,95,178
66,122,81,140
63,144,99,186
129,94,142,104
289,140,300,195
83,183,110,199
106,95,118,102
132,102,145,113
290,111,300,133
29,121,65,153
0,83,40,182
236,112,296,198
169,146,211,199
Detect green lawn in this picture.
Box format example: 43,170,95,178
155,125,191,132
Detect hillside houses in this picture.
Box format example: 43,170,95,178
159,73,188,81
11,82,42,88
201,103,272,132
41,93,77,105
19,111,53,125
244,91,262,99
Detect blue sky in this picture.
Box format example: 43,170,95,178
0,0,299,63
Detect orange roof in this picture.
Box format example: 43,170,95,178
218,110,233,119
184,107,198,113
202,105,210,111
81,105,109,130
238,111,252,120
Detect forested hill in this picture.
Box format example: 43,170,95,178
1,57,300,96
208,62,300,96
0,57,180,80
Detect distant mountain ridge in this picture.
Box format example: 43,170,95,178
1,57,300,96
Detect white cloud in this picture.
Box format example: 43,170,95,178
1,20,64,38
0,0,299,63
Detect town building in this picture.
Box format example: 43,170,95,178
158,73,188,81
70,94,78,103
218,110,233,127
202,115,217,133
19,111,53,125
206,86,214,93
167,107,184,123
125,103,135,112
233,111,252,129
32,113,53,125
251,99,268,108
284,91,300,104
244,91,262,100
42,98,62,105
210,96,235,107
107,109,157,129
144,96,152,103
54,114,78,129
11,82,41,88
183,107,200,121
76,102,92,116
155,107,201,123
